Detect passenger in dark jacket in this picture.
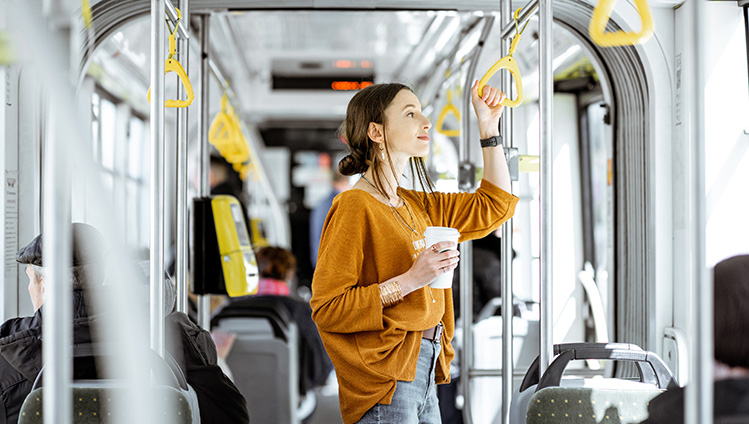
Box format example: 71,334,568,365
0,224,250,424
641,255,749,423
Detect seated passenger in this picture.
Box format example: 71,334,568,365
0,224,250,424
214,246,333,394
641,254,749,423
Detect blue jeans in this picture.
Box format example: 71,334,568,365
356,338,442,424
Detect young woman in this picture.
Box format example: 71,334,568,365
310,81,518,424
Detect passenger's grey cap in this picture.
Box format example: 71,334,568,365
16,223,105,267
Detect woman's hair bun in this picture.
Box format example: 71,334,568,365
339,154,364,176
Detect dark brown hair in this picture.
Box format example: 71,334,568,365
338,83,435,202
256,246,297,281
713,254,749,369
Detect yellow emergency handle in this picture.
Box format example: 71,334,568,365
211,195,259,296
477,55,524,108
436,90,461,137
589,0,654,47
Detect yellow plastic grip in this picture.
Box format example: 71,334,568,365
589,0,654,47
436,103,461,137
477,56,524,108
146,59,195,108
209,97,251,168
81,0,93,29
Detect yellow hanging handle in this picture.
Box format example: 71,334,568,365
147,8,195,108
436,89,461,137
81,0,93,29
589,0,654,47
478,8,526,108
210,95,234,145
209,93,251,171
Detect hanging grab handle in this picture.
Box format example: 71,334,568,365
478,8,526,108
477,55,524,108
147,8,195,108
436,89,461,137
81,0,93,29
209,93,251,170
589,0,654,47
209,95,234,144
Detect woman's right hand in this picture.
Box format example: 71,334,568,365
400,241,460,295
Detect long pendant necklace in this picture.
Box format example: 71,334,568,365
361,175,436,303
360,175,419,237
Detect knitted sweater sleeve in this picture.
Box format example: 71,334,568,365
423,179,518,242
310,194,384,334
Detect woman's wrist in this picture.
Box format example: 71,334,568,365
478,120,500,139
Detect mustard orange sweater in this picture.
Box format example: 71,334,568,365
310,179,518,424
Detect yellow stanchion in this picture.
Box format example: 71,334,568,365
147,8,195,107
589,0,654,47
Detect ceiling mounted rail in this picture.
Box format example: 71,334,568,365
165,0,190,38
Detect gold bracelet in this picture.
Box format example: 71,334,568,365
379,280,404,307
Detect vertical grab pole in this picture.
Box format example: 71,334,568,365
685,0,712,423
499,0,514,422
149,0,166,357
175,0,190,314
538,0,554,377
460,17,495,424
197,14,212,329
42,111,73,424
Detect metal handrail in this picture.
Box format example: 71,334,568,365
500,0,515,421
460,15,495,424
165,0,190,39
197,14,211,330
538,0,554,379
686,1,712,423
500,0,539,39
175,0,190,315
149,0,166,358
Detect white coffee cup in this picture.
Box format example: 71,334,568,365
424,226,460,289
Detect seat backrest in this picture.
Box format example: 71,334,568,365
25,344,200,424
525,386,662,424
512,343,676,424
216,316,300,424
18,385,193,424
715,416,749,424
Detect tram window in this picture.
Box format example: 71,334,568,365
100,98,116,171
84,86,150,249
91,92,100,161
126,117,149,248
586,102,611,275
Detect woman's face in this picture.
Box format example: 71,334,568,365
382,89,432,159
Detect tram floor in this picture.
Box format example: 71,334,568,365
307,373,343,424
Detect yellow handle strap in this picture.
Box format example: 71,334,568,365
209,100,251,166
146,8,194,108
81,0,93,29
589,0,654,47
477,7,527,107
436,89,461,137
477,56,524,108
